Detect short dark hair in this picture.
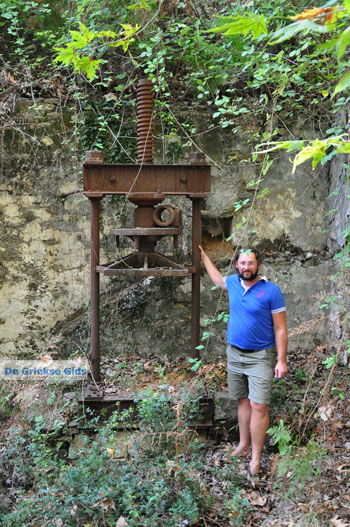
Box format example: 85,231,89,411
234,246,262,265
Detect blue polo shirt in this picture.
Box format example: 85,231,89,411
225,274,286,350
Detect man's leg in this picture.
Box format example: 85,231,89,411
232,397,251,456
249,401,270,474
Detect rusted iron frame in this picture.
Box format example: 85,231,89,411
86,177,207,376
96,268,192,277
110,227,181,236
191,197,202,358
98,251,188,268
82,164,211,196
81,79,211,404
96,251,194,277
90,197,101,383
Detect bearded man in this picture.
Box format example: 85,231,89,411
199,245,288,476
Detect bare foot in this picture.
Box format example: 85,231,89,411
231,444,249,457
249,461,261,475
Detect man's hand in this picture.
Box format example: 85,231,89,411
198,245,226,288
198,245,207,262
274,360,288,379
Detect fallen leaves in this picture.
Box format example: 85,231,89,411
41,136,54,146
330,516,350,527
289,6,337,23
319,403,335,421
245,490,268,507
337,463,350,472
116,517,128,527
93,497,115,511
165,459,182,475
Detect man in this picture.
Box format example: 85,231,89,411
199,245,288,476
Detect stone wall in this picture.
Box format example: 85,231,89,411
0,99,340,360
1,99,91,356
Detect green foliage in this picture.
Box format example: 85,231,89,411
1,389,247,526
196,329,215,350
334,225,350,267
201,330,215,341
278,440,327,495
3,435,201,526
268,420,327,496
128,0,155,10
0,1,56,38
320,294,339,309
212,2,350,98
269,19,329,44
322,353,338,369
257,135,350,172
54,22,140,80
294,367,308,384
330,386,346,399
0,386,16,422
232,198,250,212
268,418,293,455
2,0,344,165
210,13,268,39
187,357,203,372
270,379,288,413
207,0,350,248
136,388,176,429
217,311,229,323
226,215,250,242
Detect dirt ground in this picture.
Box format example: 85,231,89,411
96,345,350,527
1,344,349,526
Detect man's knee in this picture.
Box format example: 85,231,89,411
250,401,269,415
238,397,250,405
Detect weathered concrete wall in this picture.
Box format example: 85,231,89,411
0,99,135,356
0,99,88,356
0,99,339,360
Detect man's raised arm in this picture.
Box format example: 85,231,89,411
198,245,226,288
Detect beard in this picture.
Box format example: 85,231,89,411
238,270,259,282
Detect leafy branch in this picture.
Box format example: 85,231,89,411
256,135,350,172
211,1,350,98
54,22,140,80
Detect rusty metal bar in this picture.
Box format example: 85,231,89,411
96,251,194,277
191,198,202,358
90,197,101,383
97,268,192,277
110,227,181,236
83,164,211,196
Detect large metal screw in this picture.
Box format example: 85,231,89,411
136,79,154,164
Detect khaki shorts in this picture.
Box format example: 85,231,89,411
227,344,276,404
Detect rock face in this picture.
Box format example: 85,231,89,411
1,99,89,356
325,110,350,355
0,98,346,360
0,99,132,357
